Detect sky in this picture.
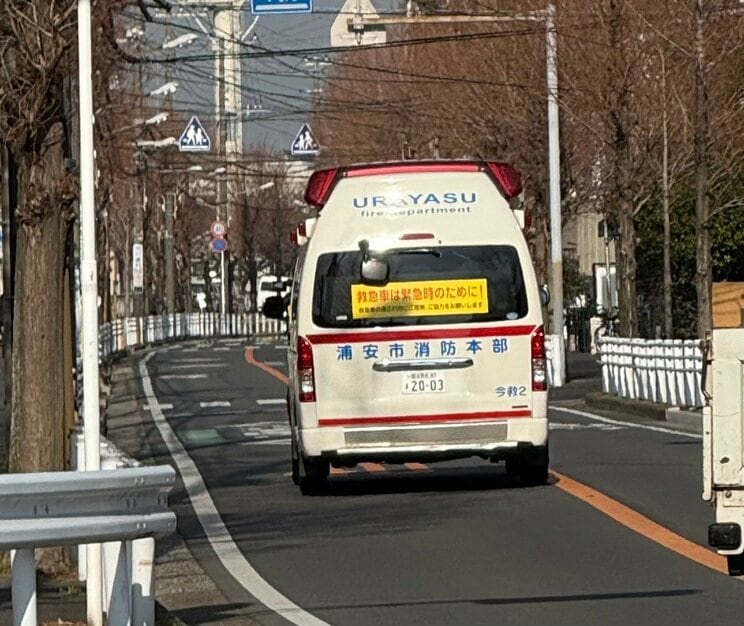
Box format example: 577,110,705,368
135,0,400,156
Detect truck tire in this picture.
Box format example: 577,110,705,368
299,456,329,495
727,554,744,576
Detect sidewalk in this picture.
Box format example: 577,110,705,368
0,575,86,626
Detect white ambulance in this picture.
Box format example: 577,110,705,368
265,161,549,494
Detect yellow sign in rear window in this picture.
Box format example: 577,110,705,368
351,279,488,319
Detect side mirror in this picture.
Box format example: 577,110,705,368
262,295,286,320
539,285,551,306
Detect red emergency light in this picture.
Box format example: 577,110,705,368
303,161,524,209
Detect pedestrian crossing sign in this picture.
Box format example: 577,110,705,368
291,123,319,156
179,115,211,152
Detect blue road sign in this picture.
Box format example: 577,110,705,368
179,116,211,153
210,237,228,253
251,0,312,15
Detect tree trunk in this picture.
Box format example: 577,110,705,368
693,0,712,338
608,0,638,338
661,53,673,339
247,233,258,313
616,202,637,337
1,146,15,471
10,148,67,476
9,123,70,575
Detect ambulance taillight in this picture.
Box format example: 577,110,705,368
531,326,547,392
297,337,316,402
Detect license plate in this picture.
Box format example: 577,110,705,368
402,371,446,394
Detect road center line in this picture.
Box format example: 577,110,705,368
548,406,730,575
552,470,728,575
200,401,231,408
245,347,289,384
139,353,331,626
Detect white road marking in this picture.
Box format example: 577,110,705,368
238,421,291,439
139,354,331,626
275,345,289,351
243,439,291,446
176,358,222,364
264,361,286,367
257,399,285,406
214,347,232,352
160,374,207,380
549,422,625,431
144,403,173,411
170,363,227,370
549,405,701,440
182,348,200,353
200,401,232,408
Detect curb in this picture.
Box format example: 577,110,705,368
584,392,703,433
585,391,669,421
665,406,703,431
156,600,190,626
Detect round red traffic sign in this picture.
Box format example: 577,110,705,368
211,221,227,237
210,236,228,253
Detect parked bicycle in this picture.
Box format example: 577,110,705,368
593,305,620,347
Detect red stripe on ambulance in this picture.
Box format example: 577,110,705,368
319,410,531,427
307,325,536,345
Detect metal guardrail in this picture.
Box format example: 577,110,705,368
0,461,176,626
597,336,704,408
98,312,286,361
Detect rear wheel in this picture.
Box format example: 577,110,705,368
299,456,330,495
507,446,549,486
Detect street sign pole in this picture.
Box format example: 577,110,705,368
220,250,227,318
164,193,175,315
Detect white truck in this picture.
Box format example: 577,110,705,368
703,328,744,575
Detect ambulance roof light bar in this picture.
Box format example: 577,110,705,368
304,161,524,209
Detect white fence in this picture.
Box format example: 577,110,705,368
98,312,286,360
597,337,704,408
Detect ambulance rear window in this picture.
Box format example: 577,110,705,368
312,245,528,328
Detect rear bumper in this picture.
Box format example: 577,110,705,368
300,417,548,463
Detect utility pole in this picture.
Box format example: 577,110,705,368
77,1,104,624
164,192,176,314
339,2,566,385
213,2,243,316
545,2,565,385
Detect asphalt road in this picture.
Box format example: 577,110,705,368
117,339,744,626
